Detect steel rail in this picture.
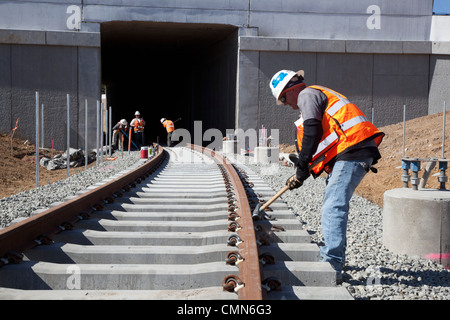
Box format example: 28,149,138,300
188,144,264,300
0,145,166,260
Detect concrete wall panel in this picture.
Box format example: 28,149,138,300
78,47,101,151
83,3,249,28
316,53,374,118
0,2,80,31
0,0,436,41
372,54,429,126
236,50,259,134
0,44,11,135
10,45,78,149
429,55,450,115
258,51,317,145
247,50,431,145
251,0,431,16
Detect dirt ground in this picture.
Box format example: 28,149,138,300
0,133,98,199
1,112,450,206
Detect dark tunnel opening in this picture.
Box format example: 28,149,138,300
101,21,238,148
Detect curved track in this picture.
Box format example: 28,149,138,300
0,145,352,300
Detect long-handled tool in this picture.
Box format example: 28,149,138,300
252,153,308,220
120,128,138,149
252,185,290,220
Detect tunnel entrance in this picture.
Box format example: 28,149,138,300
101,21,238,148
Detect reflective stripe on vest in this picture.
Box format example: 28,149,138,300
163,120,175,133
296,85,384,176
133,118,144,132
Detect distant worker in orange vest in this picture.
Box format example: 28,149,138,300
160,118,175,147
130,111,145,149
112,119,129,151
269,69,384,284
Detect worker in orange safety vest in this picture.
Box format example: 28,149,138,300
130,111,145,149
269,69,384,284
112,119,129,151
160,118,175,147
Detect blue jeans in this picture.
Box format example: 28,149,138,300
320,158,373,272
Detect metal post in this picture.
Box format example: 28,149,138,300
442,101,446,159
105,107,108,158
439,101,448,190
402,105,406,158
96,100,99,166
35,92,39,189
85,99,88,171
41,103,44,148
101,102,104,165
401,159,410,188
371,107,374,124
410,159,421,191
66,94,70,178
109,106,112,157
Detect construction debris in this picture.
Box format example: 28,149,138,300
40,148,96,171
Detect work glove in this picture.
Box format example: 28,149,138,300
286,174,303,190
296,164,310,182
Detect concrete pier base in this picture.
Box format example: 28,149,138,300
222,140,238,154
383,188,450,268
254,146,279,164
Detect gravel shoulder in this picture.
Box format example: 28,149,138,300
233,155,450,300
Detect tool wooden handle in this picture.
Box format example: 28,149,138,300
260,185,290,211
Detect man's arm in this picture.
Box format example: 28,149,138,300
296,119,322,181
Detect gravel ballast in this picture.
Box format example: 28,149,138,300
0,151,141,228
232,154,450,300
1,148,449,300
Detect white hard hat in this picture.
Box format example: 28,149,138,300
135,111,141,116
269,70,304,105
160,118,166,123
120,119,127,125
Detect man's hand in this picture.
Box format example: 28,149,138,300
286,174,303,190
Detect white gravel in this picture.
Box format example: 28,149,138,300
233,155,450,300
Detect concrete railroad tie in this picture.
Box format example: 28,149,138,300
0,147,352,300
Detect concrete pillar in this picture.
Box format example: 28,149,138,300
254,146,279,164
383,188,450,268
222,140,238,154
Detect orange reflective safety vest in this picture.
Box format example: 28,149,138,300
296,85,384,177
132,118,145,132
163,120,175,133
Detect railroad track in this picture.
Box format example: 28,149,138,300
0,145,352,300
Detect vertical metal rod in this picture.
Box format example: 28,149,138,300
101,102,104,165
35,92,39,189
442,101,446,159
96,100,99,166
66,94,70,178
41,103,44,148
109,106,112,157
85,99,88,171
371,107,374,124
402,105,406,158
104,107,108,158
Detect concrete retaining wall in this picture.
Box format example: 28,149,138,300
1,0,450,148
0,37,100,150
